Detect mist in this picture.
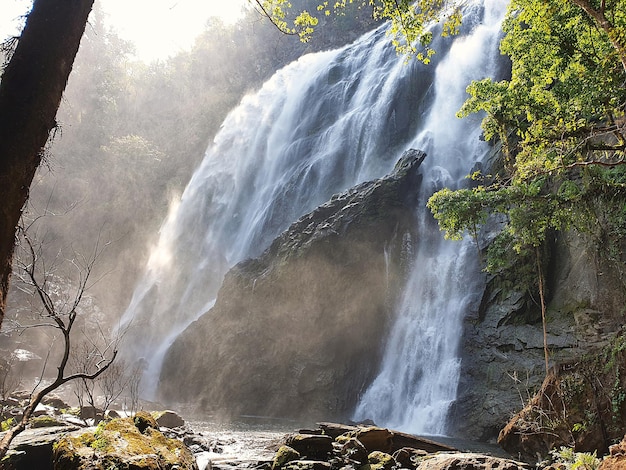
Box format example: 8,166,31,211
1,0,380,384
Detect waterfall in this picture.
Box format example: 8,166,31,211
118,0,507,431
353,1,507,434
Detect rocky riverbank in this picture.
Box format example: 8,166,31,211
4,392,626,470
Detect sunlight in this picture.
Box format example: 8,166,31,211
103,0,250,61
0,0,250,62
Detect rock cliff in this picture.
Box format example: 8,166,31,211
452,230,626,447
160,146,626,450
159,149,426,421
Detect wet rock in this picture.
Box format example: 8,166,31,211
161,150,426,422
285,434,334,459
272,445,301,469
337,427,393,454
154,409,185,428
414,452,529,470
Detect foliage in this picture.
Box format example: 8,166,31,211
0,418,15,432
428,0,626,292
550,446,601,470
255,0,462,61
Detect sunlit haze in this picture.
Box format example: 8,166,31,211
1,0,250,61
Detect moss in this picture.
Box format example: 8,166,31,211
272,445,301,469
29,415,65,428
1,417,15,431
367,450,396,470
134,410,158,433
52,417,196,469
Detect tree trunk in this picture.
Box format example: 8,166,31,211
0,0,94,327
535,246,549,376
570,0,626,73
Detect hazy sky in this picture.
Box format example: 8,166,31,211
1,0,249,61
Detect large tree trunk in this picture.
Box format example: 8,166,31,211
0,0,94,327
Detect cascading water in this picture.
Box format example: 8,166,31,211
119,0,507,432
353,0,507,435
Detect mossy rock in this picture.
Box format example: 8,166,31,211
52,417,197,469
29,415,65,428
272,445,301,469
134,410,158,433
367,451,396,470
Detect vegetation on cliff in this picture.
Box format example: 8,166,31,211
428,0,626,369
498,333,626,459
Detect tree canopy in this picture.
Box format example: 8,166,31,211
254,0,463,62
428,0,626,310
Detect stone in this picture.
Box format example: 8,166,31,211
104,409,121,420
283,461,332,470
133,410,159,433
272,445,301,469
286,434,334,459
78,405,103,421
52,416,198,470
337,427,393,454
414,452,529,470
367,450,396,470
341,437,368,464
154,410,185,428
393,447,428,469
41,395,69,411
160,150,425,422
1,425,80,470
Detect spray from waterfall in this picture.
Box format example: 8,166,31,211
118,0,507,433
352,0,508,435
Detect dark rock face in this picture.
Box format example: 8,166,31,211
159,149,426,421
452,230,626,445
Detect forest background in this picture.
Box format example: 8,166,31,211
0,0,381,346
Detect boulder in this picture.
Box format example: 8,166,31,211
272,445,301,469
160,150,426,421
1,425,79,470
337,427,393,454
367,450,396,470
414,452,529,470
154,410,185,428
340,438,368,464
285,434,334,459
52,416,198,470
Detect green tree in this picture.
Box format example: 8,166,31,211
254,0,463,62
428,0,626,374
